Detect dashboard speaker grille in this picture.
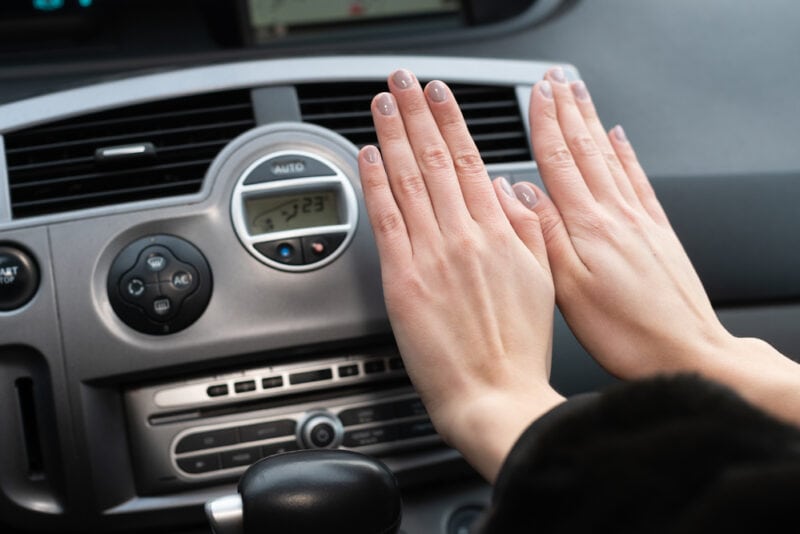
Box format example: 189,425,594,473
297,82,531,165
3,90,255,219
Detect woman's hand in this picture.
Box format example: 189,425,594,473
358,70,564,482
526,67,800,425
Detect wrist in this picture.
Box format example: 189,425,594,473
437,382,564,483
698,334,800,426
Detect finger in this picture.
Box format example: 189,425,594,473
569,80,642,208
608,125,670,226
387,70,472,227
492,177,549,272
371,92,440,244
514,182,587,278
358,145,413,269
423,80,505,223
529,80,597,225
544,67,625,206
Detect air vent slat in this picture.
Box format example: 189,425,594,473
10,159,214,191
6,102,253,140
7,138,231,176
297,82,531,165
12,179,202,210
4,89,254,218
5,119,253,156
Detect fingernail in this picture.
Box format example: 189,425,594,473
426,80,448,103
549,66,567,83
392,69,415,89
612,125,628,143
498,177,515,198
513,183,538,210
376,93,396,116
363,145,380,163
539,81,553,99
571,80,590,101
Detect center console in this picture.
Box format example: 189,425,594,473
0,56,570,532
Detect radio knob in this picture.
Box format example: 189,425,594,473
301,413,343,449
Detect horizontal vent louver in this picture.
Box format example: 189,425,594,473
4,90,255,219
297,82,531,165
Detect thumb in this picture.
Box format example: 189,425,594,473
513,182,582,277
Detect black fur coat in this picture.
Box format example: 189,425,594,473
479,375,800,533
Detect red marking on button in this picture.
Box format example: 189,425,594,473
311,242,325,254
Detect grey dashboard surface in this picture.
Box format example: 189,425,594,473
0,1,799,533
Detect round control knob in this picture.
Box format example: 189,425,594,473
0,245,39,311
301,413,343,449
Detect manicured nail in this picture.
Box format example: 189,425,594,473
549,66,567,83
363,145,380,163
498,177,515,198
571,80,590,101
513,183,538,210
392,69,415,89
426,80,448,103
539,81,553,99
376,93,396,115
612,125,628,143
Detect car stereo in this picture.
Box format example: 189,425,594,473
124,347,440,494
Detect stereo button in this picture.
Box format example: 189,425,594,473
234,380,256,393
176,428,238,453
398,419,437,439
239,420,297,443
262,376,283,389
207,384,229,397
289,368,333,385
221,447,261,469
261,440,300,458
364,360,386,374
392,398,427,418
343,426,399,448
338,364,359,378
339,404,396,427
177,453,221,474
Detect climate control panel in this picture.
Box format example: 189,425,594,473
107,234,212,335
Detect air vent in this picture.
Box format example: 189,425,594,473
297,82,531,165
4,90,255,219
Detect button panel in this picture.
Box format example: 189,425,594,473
172,393,437,478
107,235,212,335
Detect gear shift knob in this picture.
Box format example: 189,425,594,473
206,450,402,534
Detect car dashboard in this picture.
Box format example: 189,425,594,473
1,1,800,533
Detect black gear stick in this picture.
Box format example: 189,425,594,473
206,450,402,534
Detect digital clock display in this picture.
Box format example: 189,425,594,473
245,191,340,235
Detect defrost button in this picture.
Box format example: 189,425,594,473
301,233,347,264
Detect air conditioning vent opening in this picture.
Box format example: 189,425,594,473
4,90,255,219
297,81,531,165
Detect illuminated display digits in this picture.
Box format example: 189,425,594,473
246,192,340,235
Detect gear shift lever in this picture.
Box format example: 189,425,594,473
206,450,402,534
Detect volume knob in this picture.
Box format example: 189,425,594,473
301,413,344,449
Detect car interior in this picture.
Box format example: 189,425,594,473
1,0,799,532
